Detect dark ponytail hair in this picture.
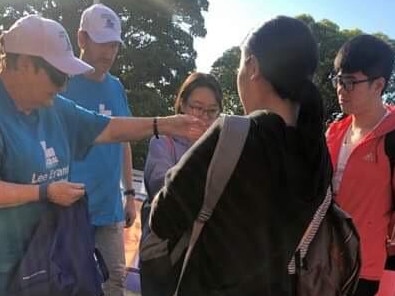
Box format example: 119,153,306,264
243,16,324,162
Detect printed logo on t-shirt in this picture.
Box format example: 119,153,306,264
40,141,59,168
99,104,112,116
31,142,68,184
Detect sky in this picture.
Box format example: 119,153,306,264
195,0,395,72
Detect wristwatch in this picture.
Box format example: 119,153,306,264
123,189,135,197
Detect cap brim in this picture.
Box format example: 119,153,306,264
44,55,94,75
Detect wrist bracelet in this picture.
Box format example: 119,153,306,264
124,189,136,197
153,117,159,139
39,183,49,202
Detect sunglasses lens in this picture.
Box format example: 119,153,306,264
53,72,68,87
49,68,68,87
40,61,68,87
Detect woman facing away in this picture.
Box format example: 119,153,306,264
150,16,332,295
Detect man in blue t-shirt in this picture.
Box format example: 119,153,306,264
62,4,136,295
0,14,204,295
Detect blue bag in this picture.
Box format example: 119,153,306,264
8,197,108,296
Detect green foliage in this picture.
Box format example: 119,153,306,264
211,47,243,115
210,14,395,119
0,0,207,169
3,4,395,167
299,15,349,118
127,87,174,169
300,16,395,115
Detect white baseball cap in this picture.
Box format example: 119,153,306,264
80,4,123,44
3,15,93,75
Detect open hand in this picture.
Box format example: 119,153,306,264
164,114,208,142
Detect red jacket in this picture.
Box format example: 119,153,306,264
326,109,395,280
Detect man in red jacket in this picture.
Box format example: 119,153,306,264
326,34,395,296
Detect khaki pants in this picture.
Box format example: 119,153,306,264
95,223,126,296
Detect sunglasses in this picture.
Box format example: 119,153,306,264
33,57,69,87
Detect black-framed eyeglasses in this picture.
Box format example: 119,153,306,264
32,57,69,88
186,103,220,119
330,75,378,92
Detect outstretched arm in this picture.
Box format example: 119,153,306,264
95,115,205,144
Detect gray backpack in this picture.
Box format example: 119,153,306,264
139,115,251,296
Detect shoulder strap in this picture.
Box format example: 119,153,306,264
288,187,332,274
385,129,395,183
199,115,251,221
174,115,251,295
385,130,395,249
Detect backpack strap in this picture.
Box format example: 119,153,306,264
199,115,251,221
174,115,251,295
288,187,332,274
385,129,395,190
384,129,395,269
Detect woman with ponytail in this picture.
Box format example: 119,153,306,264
150,16,332,295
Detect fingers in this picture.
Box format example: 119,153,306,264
70,183,86,197
181,115,207,141
124,216,133,228
70,182,86,191
124,212,136,228
47,181,86,206
188,126,206,141
124,201,136,228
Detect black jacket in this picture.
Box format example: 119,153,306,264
150,110,332,296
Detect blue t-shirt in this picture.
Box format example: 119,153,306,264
62,74,131,226
0,79,109,289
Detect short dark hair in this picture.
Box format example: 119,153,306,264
334,34,394,92
174,72,223,114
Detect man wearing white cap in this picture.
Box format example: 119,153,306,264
0,14,204,295
62,4,134,295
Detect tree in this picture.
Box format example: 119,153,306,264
299,15,352,118
0,0,207,97
211,47,243,115
210,15,395,120
0,0,209,169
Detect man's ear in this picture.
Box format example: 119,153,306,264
374,77,386,95
77,30,88,49
249,55,261,81
16,55,33,72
